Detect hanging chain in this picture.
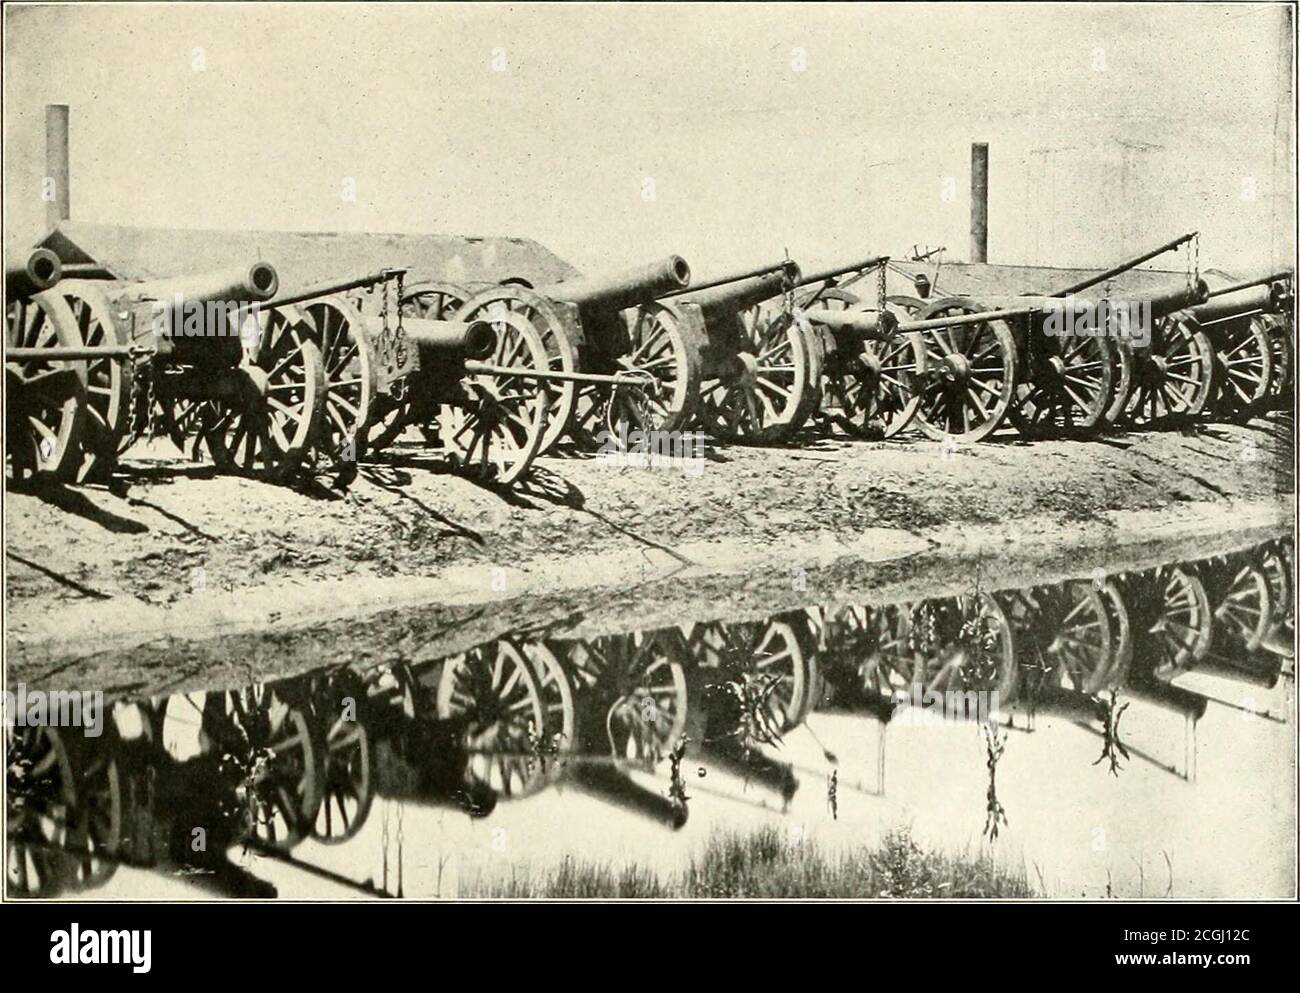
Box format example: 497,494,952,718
876,260,887,315
1193,232,1200,285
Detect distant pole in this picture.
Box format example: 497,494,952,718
46,104,71,228
970,142,988,263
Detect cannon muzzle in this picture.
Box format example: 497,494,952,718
1141,278,1211,318
570,763,688,829
129,262,280,308
669,263,800,317
803,307,898,342
371,316,497,361
538,255,691,312
5,248,62,301
1186,283,1286,326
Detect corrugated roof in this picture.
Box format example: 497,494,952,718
36,222,581,297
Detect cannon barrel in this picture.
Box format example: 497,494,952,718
570,763,687,829
797,254,889,289
1186,283,1285,326
1049,232,1198,297
678,259,799,296
362,315,497,361
1124,675,1209,720
803,307,899,342
5,248,62,301
668,264,800,317
1141,278,1211,318
128,262,280,307
1204,270,1292,300
537,255,691,312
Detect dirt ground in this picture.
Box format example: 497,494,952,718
4,412,1295,696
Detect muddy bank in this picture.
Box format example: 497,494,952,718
4,409,1293,696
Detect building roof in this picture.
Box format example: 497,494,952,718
35,222,581,298
883,260,1239,300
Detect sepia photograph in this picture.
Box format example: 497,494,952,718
1,0,1296,962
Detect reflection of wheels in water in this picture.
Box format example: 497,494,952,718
6,725,121,896
309,673,374,845
843,595,1016,705
202,685,323,851
7,724,76,896
563,631,689,766
1002,583,1114,696
1212,562,1274,652
1148,566,1213,677
685,614,817,736
436,641,548,798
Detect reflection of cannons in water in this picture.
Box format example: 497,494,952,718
6,722,121,898
817,593,1018,719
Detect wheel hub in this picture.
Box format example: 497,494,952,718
734,352,761,387
940,353,970,383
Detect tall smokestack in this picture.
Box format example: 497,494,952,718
45,104,70,229
970,141,988,263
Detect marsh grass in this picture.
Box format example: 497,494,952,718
465,825,1033,899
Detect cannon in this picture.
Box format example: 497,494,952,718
654,260,822,443
777,255,928,439
889,233,1208,439
385,256,701,457
6,259,326,483
244,268,555,484
5,247,62,300
1171,272,1293,421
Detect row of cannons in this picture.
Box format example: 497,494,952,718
6,233,1295,488
8,536,1291,897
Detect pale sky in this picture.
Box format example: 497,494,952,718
4,2,1294,277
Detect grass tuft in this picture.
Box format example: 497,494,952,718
466,824,1032,899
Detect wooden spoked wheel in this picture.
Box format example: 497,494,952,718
1149,566,1213,676
154,395,216,460
609,302,704,439
5,291,87,483
853,603,923,698
566,631,690,767
688,615,815,735
1096,580,1134,688
204,319,325,479
455,285,579,453
204,685,324,851
1261,315,1292,403
1120,317,1215,426
434,310,549,485
5,724,78,897
1257,542,1293,623
911,297,1019,442
402,282,471,321
923,594,1019,700
298,297,378,464
1210,316,1273,421
309,674,374,845
521,642,577,766
1046,582,1117,695
698,307,813,444
1009,332,1115,437
1213,563,1274,652
800,288,926,439
436,641,548,799
60,283,131,480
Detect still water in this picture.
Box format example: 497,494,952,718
7,536,1295,898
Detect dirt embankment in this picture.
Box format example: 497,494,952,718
3,414,1294,695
